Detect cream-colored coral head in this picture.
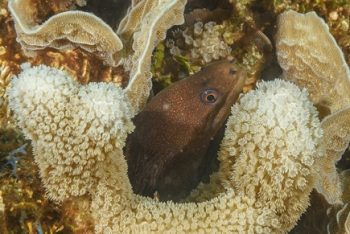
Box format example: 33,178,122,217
7,64,134,201
219,79,324,231
276,10,350,116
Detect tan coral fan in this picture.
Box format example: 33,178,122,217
122,0,186,113
315,105,350,205
8,0,122,66
117,0,157,39
7,64,134,201
276,10,350,115
316,170,350,234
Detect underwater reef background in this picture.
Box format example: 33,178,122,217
2,0,350,233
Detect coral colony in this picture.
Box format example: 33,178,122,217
2,0,350,233
8,61,323,233
167,21,232,63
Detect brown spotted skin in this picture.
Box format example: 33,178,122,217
124,60,246,202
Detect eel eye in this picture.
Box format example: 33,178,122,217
229,68,237,75
201,89,220,105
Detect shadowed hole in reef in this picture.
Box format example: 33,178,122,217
290,141,350,233
77,0,131,29
336,142,350,171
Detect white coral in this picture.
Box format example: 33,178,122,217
219,79,324,231
168,21,232,63
7,64,135,201
8,66,324,233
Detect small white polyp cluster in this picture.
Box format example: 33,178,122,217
219,79,324,231
167,21,232,63
7,63,135,201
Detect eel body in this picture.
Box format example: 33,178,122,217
124,60,246,201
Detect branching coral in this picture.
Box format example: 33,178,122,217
7,62,324,233
276,10,350,116
218,79,324,231
7,63,135,201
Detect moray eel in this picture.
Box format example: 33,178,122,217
124,60,246,201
